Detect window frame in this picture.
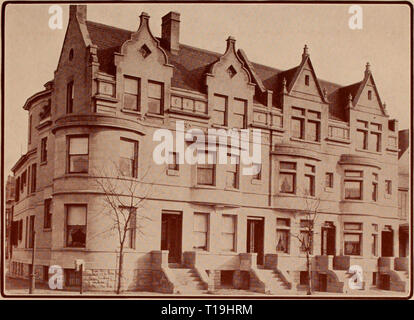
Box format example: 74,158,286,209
343,223,363,256
276,218,290,254
123,76,140,112
304,164,316,196
196,150,216,186
212,94,228,126
221,214,236,252
66,81,74,114
119,138,139,178
121,207,136,250
225,154,240,189
67,135,89,174
44,198,52,229
40,137,48,163
65,204,87,248
344,170,363,200
147,80,164,115
279,161,297,194
291,107,321,142
233,98,247,129
193,212,209,251
325,172,334,188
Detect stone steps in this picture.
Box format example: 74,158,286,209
170,267,207,294
258,269,290,293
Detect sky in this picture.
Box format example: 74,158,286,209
3,3,411,174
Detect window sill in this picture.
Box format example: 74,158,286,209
121,108,141,116
146,112,165,119
193,184,217,190
251,178,262,185
224,187,240,192
40,161,47,166
166,169,179,176
324,187,334,193
94,94,118,103
43,228,52,232
325,137,351,144
276,252,290,257
290,137,321,145
61,247,87,251
341,199,364,203
276,192,297,197
211,124,228,130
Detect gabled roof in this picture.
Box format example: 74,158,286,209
84,19,369,122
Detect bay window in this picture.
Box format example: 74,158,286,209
344,170,363,200
279,162,296,194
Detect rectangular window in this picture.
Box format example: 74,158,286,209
65,205,87,248
372,234,378,256
307,120,320,142
291,117,304,139
41,137,48,163
299,231,313,254
124,76,140,111
30,164,37,193
305,75,310,86
28,216,35,249
344,233,361,255
28,115,32,144
233,98,246,129
21,171,26,192
119,138,138,178
325,172,334,188
226,155,239,189
168,152,179,171
356,129,368,150
122,207,136,249
68,136,88,173
279,162,296,194
193,213,209,251
368,90,372,100
44,199,52,229
344,181,362,200
371,132,381,152
197,151,215,186
398,191,408,218
15,177,20,201
221,215,236,252
372,173,378,202
304,164,315,196
252,163,262,180
148,81,163,114
212,95,227,126
66,81,74,114
276,218,290,254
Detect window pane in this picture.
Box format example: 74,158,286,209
120,139,135,159
279,173,295,193
325,172,333,188
307,110,320,120
222,215,235,233
194,213,208,232
356,130,367,149
124,78,138,94
371,132,381,152
345,170,362,177
277,218,290,227
276,229,289,253
221,233,235,251
233,114,245,128
307,121,319,141
67,206,86,225
280,162,296,170
291,107,304,117
291,118,303,139
148,82,162,98
214,95,226,111
193,232,207,250
69,137,88,155
304,175,315,196
124,93,138,110
197,166,214,185
70,155,88,173
148,98,161,114
344,181,362,199
212,110,225,126
357,120,368,129
344,234,361,255
234,99,246,115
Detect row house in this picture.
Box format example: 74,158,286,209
8,5,409,294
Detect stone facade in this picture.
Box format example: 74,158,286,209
8,5,409,294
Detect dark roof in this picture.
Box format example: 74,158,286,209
85,20,355,121
399,129,410,159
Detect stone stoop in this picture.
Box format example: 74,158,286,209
170,267,207,295
254,269,291,294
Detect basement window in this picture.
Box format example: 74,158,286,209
220,270,234,288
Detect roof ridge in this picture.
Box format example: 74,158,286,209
86,20,134,34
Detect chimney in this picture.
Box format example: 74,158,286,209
69,5,87,23
161,12,180,55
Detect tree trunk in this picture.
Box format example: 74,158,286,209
306,252,311,295
116,247,124,294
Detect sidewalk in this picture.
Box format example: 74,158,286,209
4,276,407,297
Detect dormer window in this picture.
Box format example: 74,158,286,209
368,90,372,100
305,75,310,86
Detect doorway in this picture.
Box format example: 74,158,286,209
381,228,393,257
321,223,336,255
319,273,327,292
161,212,182,263
399,228,408,257
247,217,264,265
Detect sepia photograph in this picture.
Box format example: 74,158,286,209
1,1,412,303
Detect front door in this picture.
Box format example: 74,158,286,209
161,212,182,263
247,218,264,265
381,230,393,257
321,225,336,255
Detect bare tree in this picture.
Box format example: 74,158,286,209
290,196,321,295
92,161,163,294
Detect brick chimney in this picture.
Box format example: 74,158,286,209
161,12,180,55
69,5,87,23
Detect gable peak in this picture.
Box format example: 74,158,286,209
225,36,237,54
302,44,309,61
